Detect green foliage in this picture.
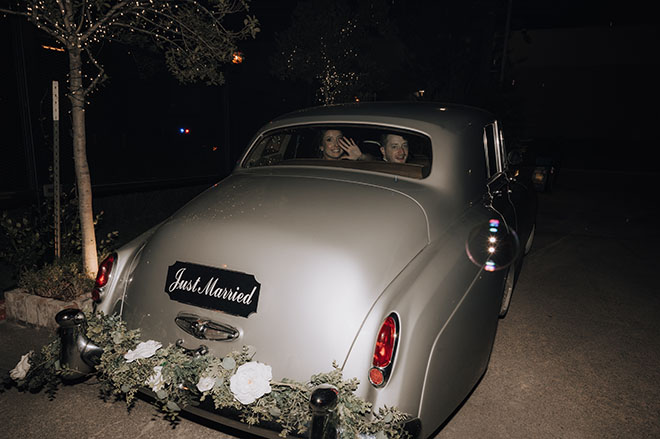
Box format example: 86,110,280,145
18,259,95,301
2,337,62,398
156,3,260,85
10,312,412,439
0,189,119,282
0,211,48,274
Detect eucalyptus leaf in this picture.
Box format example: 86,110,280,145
221,357,236,370
112,332,123,344
166,401,181,412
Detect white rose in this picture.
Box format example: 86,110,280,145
196,376,216,393
10,352,32,381
145,366,166,392
124,340,162,362
229,361,272,404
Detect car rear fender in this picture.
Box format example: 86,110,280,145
342,206,505,438
95,225,159,316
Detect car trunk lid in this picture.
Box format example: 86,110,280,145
121,172,428,381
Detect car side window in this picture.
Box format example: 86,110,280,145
483,124,499,179
497,123,507,170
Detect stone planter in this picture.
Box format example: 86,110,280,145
4,288,93,330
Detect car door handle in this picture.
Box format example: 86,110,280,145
175,312,240,341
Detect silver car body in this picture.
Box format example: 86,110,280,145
96,102,536,438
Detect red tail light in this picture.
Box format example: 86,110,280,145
92,253,116,302
369,313,399,387
373,316,397,367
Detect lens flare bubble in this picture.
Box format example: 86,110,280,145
466,219,519,272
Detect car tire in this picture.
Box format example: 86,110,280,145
499,266,516,318
524,223,535,255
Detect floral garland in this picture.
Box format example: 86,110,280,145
5,312,411,438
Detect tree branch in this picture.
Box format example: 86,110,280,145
59,0,74,35
81,0,133,43
82,46,107,97
0,7,29,17
76,0,87,33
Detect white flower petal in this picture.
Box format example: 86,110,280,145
229,361,272,405
145,366,166,392
10,352,32,381
196,376,216,393
124,340,162,362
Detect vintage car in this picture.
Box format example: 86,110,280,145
70,102,536,437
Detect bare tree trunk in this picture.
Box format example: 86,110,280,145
68,46,98,278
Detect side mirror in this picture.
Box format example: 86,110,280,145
507,149,523,166
466,218,519,271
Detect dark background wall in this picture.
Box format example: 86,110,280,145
507,24,659,171
2,0,659,212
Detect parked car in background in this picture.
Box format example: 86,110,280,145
80,102,536,438
532,156,559,192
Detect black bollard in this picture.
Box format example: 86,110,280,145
55,308,104,380
309,384,339,439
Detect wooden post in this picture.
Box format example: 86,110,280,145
53,80,61,259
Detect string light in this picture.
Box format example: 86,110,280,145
282,16,361,104
232,51,244,64
41,44,65,52
10,0,259,94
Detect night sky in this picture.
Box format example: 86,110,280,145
1,0,658,202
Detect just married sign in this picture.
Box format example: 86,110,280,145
165,261,261,318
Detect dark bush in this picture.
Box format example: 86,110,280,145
18,259,95,301
0,188,118,285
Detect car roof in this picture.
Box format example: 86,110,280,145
244,101,497,208
269,101,495,135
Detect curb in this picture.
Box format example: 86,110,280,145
4,289,92,329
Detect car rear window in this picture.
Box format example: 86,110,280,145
241,125,432,179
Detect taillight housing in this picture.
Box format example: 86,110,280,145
92,253,116,302
369,313,400,388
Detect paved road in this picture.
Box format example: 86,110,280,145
2,178,659,438
435,181,660,438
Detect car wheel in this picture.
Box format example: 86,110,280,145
524,223,536,255
499,267,515,318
